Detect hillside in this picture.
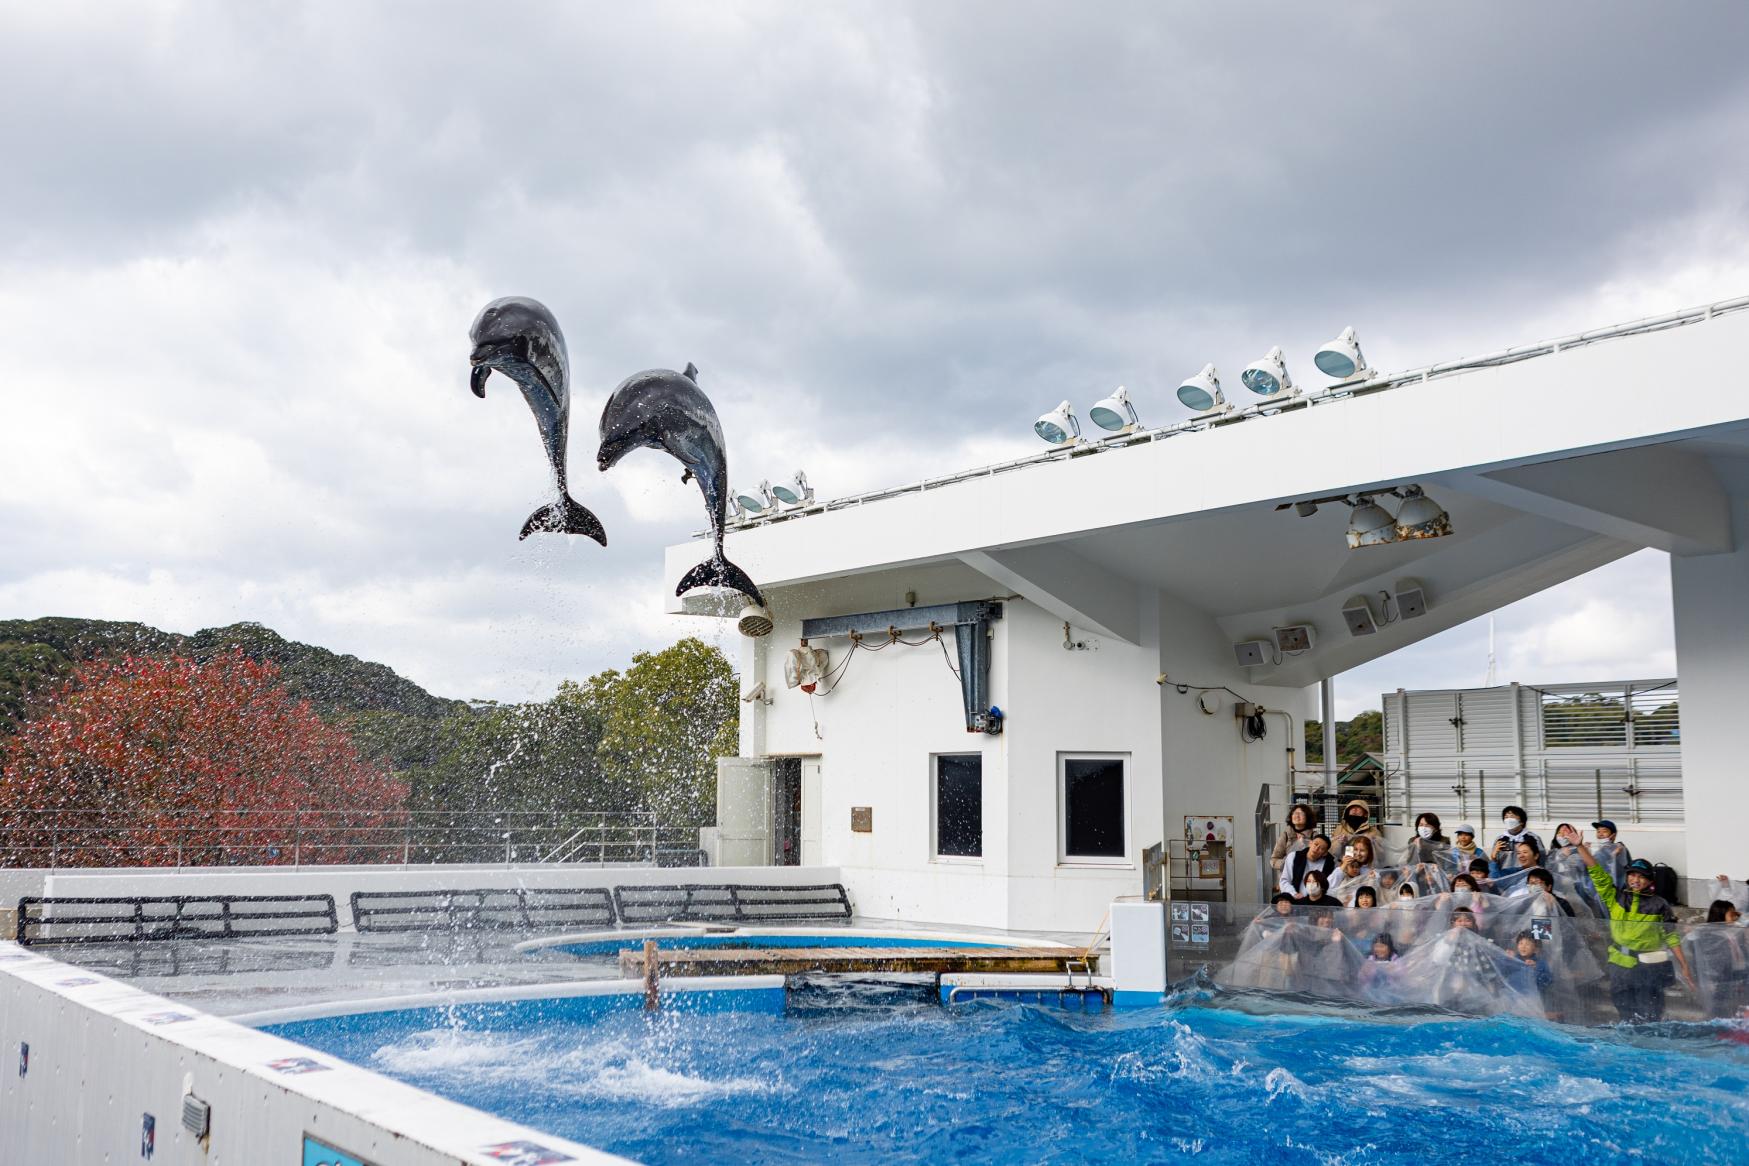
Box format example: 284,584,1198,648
0,616,466,735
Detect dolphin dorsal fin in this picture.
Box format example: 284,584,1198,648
683,362,699,382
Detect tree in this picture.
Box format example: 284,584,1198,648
1304,709,1385,766
0,651,408,867
589,637,739,826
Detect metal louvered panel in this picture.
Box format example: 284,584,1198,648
1540,688,1628,749
1455,689,1516,754
1628,683,1680,748
1406,692,1461,755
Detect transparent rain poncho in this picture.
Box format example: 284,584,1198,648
1219,914,1366,1001
1682,922,1749,1019
1544,846,1608,917
1706,876,1749,915
1369,925,1547,1018
1332,863,1451,907
1589,839,1631,888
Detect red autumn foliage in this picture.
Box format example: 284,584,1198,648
0,651,408,867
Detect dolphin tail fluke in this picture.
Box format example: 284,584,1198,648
677,556,764,607
519,494,608,545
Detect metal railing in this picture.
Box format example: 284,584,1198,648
1280,765,1683,827
0,808,707,870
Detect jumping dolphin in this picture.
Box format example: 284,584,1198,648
468,296,607,545
596,363,764,606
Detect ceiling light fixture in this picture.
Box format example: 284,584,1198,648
1346,495,1399,548
1393,486,1452,541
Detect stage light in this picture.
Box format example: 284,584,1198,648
1315,326,1371,381
1089,387,1140,433
1177,364,1227,413
1241,346,1296,398
1035,401,1081,445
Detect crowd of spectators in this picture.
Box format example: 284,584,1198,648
1242,805,1749,1023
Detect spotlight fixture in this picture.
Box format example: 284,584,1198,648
770,471,814,509
1176,364,1227,413
1314,326,1371,382
735,482,775,516
1088,386,1140,433
1393,486,1452,541
1035,400,1081,445
1293,500,1319,518
1346,495,1399,548
737,603,775,637
1240,346,1297,399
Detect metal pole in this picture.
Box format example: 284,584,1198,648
1594,769,1604,822
643,938,661,1011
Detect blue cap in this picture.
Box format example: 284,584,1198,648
1592,820,1617,833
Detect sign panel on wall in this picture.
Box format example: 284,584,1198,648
304,1136,373,1166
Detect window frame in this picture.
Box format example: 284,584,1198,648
1057,751,1131,866
931,751,984,863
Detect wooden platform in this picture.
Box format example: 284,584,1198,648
618,945,1095,978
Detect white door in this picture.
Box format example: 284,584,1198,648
801,758,824,866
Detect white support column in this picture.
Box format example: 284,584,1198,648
1321,678,1337,794
1670,513,1749,886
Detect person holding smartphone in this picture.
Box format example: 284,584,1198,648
1489,805,1543,875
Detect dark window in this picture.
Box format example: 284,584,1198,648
935,754,983,858
1063,757,1125,859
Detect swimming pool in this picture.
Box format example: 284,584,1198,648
265,980,1749,1164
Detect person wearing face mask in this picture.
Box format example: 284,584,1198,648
1488,806,1543,874
1588,821,1632,885
1294,869,1338,908
1570,832,1694,1022
1280,833,1336,897
1271,803,1318,876
1402,812,1448,865
1331,798,1384,858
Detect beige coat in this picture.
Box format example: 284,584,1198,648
1331,798,1385,859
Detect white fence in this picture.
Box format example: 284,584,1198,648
1380,679,1683,824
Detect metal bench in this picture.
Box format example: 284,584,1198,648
16,894,338,947
350,886,618,933
613,882,853,925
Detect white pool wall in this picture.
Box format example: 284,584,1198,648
0,942,625,1165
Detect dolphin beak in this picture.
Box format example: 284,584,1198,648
470,365,490,398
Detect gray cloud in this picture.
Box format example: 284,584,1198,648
2,1,1746,701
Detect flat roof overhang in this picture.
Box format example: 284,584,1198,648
664,303,1749,685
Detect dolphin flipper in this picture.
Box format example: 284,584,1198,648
520,494,608,545
677,555,764,607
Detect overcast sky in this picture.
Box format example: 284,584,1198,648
3,2,1748,714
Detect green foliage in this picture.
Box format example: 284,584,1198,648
589,637,739,825
0,617,739,846
1304,709,1384,765
0,617,464,732
0,640,72,734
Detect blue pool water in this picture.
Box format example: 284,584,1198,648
267,981,1749,1165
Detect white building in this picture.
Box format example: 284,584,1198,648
666,297,1749,932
